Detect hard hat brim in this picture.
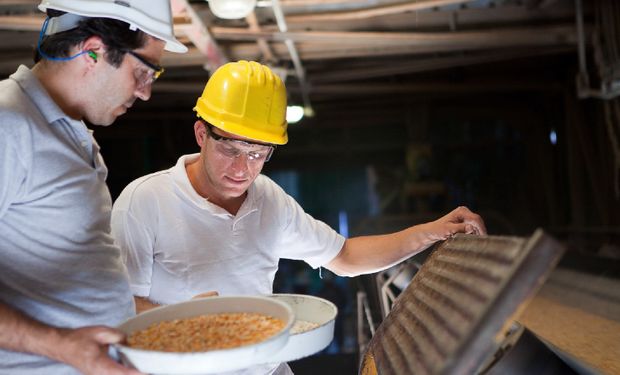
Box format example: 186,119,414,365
38,0,188,53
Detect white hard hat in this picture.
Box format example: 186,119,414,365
38,0,187,53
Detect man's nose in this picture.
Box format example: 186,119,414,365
230,152,250,173
135,82,152,101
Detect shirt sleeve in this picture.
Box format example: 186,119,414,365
111,193,155,297
275,192,346,269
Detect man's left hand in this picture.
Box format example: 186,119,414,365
426,206,487,242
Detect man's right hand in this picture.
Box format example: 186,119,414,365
0,302,143,375
55,326,143,375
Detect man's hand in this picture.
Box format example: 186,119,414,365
55,326,143,375
0,302,143,375
426,206,487,241
192,291,219,299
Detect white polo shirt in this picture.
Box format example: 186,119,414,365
111,154,345,304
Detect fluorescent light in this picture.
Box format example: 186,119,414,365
286,105,304,124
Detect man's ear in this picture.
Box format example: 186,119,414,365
80,36,105,67
194,120,207,147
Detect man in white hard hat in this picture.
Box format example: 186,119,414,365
111,61,486,375
0,1,186,374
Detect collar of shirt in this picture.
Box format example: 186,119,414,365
11,65,85,129
171,153,262,219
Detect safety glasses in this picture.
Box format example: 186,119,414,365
206,125,275,163
124,50,165,88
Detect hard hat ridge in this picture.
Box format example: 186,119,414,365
244,60,275,86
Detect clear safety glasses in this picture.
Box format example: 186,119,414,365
124,50,165,89
206,125,275,163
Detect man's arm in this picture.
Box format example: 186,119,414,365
0,302,141,375
134,292,219,314
134,296,161,314
326,206,486,277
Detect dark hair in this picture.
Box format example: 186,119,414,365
34,10,147,67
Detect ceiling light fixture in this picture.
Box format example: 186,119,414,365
208,0,257,19
286,105,304,124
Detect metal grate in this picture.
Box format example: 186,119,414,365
360,229,565,375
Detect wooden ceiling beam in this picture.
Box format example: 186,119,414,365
217,24,579,61
283,0,476,22
245,12,277,64
0,14,43,31
197,35,577,63
300,81,564,95
151,79,563,95
310,46,575,83
211,24,578,48
170,0,226,72
282,4,575,31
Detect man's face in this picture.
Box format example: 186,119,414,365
85,37,165,126
198,123,271,201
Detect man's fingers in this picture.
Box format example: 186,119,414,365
445,222,466,238
94,329,124,345
450,206,487,235
465,223,475,234
465,215,486,235
192,291,219,299
447,222,484,237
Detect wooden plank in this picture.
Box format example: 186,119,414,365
284,0,476,22
171,0,227,71
245,12,276,63
281,4,576,32
210,24,578,47
0,14,43,31
310,47,574,83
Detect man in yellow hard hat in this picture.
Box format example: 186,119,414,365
0,1,186,374
112,61,486,374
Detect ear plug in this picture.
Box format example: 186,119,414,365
87,50,98,62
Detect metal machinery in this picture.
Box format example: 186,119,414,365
355,229,593,375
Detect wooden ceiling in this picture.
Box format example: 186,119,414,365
6,1,619,240
0,0,583,112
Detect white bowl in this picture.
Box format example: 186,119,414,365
114,296,294,375
263,294,338,363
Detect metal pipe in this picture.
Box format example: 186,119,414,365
271,0,314,116
575,0,588,78
575,0,619,99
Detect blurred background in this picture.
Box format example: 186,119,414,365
2,0,619,373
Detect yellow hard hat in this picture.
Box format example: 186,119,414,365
194,60,288,145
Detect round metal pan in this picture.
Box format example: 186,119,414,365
114,296,294,375
263,294,338,364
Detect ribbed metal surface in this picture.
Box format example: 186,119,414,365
361,229,565,375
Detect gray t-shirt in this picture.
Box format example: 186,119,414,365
0,65,134,374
